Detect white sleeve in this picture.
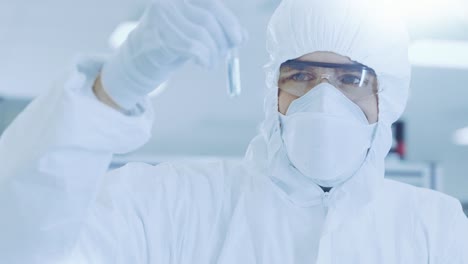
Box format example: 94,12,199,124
0,55,154,263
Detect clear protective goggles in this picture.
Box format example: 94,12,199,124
279,60,380,102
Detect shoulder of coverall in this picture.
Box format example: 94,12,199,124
165,159,261,199
107,160,259,209
379,179,465,231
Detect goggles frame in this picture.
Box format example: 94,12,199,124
280,60,377,75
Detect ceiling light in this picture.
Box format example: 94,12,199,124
453,127,468,146
109,21,138,50
381,0,467,22
148,82,168,98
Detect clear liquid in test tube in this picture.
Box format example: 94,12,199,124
226,49,241,97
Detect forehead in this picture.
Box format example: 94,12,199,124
296,51,355,64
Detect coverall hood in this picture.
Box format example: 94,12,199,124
245,0,411,208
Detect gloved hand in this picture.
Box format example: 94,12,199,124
101,0,246,110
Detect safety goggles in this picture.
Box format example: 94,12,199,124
279,60,380,102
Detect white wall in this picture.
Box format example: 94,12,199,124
404,67,468,200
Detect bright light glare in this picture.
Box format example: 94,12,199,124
381,0,467,21
109,21,138,50
409,40,468,69
453,127,468,146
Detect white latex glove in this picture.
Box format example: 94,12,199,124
101,0,246,109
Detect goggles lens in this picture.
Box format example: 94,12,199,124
279,60,380,101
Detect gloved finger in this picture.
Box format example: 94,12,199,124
204,1,245,48
166,3,218,67
184,2,230,56
190,41,214,67
154,11,211,67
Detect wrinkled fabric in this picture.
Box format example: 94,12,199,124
1,0,467,263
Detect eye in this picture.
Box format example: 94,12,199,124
340,74,364,86
290,72,316,82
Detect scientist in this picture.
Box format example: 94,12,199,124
1,0,467,263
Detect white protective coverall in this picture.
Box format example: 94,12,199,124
1,0,467,263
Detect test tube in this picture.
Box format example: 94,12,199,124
226,49,241,97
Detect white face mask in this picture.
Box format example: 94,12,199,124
279,83,377,187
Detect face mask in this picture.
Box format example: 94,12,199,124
279,83,377,187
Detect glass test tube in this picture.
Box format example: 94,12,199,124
226,49,241,97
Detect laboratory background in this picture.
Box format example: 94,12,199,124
0,0,467,216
